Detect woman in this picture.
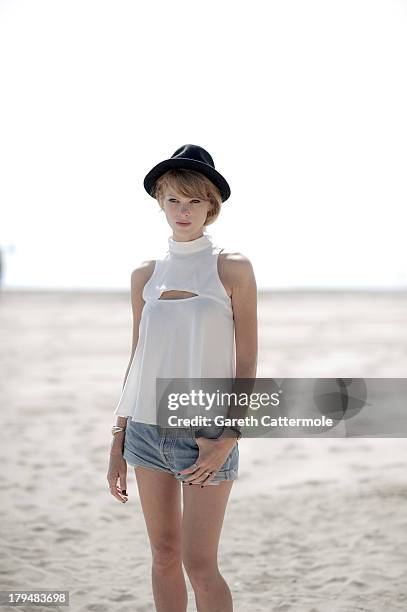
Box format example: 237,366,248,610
107,144,258,612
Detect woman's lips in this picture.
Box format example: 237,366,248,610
176,221,191,226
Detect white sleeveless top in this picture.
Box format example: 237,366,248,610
113,231,236,424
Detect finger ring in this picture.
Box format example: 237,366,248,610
204,471,213,476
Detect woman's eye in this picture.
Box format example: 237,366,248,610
168,198,201,204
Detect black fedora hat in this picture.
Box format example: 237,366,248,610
143,144,231,203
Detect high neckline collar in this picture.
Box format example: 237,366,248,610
168,233,212,255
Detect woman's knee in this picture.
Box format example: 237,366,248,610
183,553,219,585
151,539,182,572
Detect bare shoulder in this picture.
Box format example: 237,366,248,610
130,259,156,299
131,259,156,284
218,251,256,297
219,251,255,281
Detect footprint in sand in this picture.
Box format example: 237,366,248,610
349,463,372,471
54,527,88,543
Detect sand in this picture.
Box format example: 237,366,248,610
1,289,406,612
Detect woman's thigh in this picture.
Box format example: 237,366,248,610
134,466,183,557
181,480,234,569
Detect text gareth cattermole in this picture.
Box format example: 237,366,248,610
167,390,281,411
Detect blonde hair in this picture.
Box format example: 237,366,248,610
153,169,222,226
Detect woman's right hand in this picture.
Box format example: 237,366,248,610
107,452,129,503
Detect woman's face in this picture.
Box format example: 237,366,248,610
161,188,212,238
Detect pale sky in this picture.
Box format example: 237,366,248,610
1,0,406,290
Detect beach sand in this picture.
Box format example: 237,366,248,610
1,289,406,612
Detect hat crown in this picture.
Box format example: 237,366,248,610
143,143,231,202
170,144,215,169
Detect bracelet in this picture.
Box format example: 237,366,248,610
111,425,126,436
225,425,242,440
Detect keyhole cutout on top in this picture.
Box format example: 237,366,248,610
158,290,199,300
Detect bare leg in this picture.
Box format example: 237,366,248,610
134,466,187,612
182,481,234,612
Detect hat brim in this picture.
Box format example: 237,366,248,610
143,158,231,203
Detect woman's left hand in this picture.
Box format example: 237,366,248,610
179,437,237,487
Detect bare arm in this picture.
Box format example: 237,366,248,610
107,261,155,503
111,261,155,453
217,254,258,442
231,256,258,378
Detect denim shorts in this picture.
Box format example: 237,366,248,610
123,418,239,486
